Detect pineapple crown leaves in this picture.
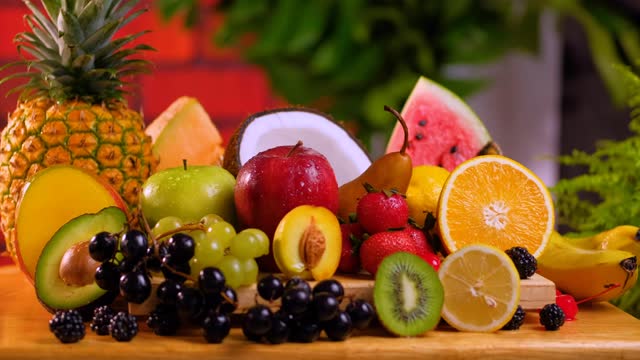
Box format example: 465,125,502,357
0,0,154,103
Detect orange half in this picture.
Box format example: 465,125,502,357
437,155,554,257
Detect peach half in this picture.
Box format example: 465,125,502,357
15,165,127,282
273,205,341,280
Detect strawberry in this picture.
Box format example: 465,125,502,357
359,230,420,275
339,223,364,274
356,189,409,234
403,225,434,255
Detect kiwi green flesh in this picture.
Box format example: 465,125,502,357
35,206,127,311
373,252,444,336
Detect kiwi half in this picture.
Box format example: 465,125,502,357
373,252,444,336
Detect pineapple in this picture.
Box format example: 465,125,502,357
0,0,158,260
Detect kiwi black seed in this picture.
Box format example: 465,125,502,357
373,252,444,336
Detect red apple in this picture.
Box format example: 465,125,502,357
234,141,339,271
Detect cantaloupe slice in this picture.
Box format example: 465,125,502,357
145,97,225,171
15,166,127,282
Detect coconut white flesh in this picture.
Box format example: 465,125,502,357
239,110,371,186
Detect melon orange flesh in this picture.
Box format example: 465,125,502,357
15,166,127,282
146,97,225,171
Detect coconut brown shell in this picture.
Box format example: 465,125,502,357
222,106,371,177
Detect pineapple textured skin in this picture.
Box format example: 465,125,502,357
0,97,157,259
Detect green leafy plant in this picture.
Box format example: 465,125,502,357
158,0,639,146
552,64,640,318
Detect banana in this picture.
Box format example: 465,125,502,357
565,225,640,256
537,232,638,302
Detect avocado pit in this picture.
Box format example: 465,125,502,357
59,241,100,287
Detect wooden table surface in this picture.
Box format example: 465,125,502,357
1,265,640,360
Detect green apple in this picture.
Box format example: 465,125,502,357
140,164,236,226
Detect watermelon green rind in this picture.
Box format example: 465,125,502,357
385,76,493,171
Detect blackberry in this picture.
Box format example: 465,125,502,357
110,312,139,341
539,303,565,331
147,305,180,336
49,310,85,343
501,305,525,330
505,247,537,279
90,305,115,335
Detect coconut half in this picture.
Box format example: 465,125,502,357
223,108,371,186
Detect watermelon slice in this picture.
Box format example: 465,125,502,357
386,77,498,171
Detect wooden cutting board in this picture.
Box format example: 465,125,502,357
129,273,555,315
3,265,640,360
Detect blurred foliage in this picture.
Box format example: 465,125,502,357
551,64,640,318
158,0,640,146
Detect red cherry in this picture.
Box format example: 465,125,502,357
555,294,578,321
555,289,562,296
418,251,441,271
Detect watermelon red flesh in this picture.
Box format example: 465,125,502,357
385,77,492,171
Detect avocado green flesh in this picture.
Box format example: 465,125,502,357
35,207,127,310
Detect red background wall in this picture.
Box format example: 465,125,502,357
0,0,282,142
0,0,281,261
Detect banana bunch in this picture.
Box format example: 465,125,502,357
537,227,638,303
567,225,640,255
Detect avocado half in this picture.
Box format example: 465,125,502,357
223,107,372,186
35,206,127,318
